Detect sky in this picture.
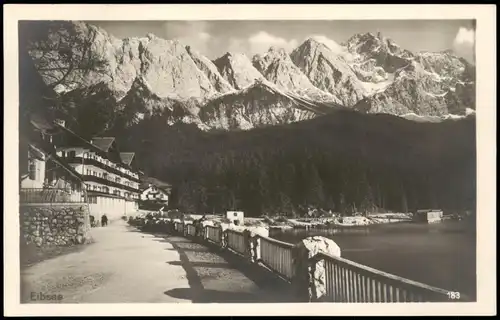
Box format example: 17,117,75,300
89,20,476,63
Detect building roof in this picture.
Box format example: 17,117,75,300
140,176,172,192
21,126,83,182
120,152,135,166
91,137,116,152
29,112,57,133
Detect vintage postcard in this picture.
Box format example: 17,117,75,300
3,4,496,317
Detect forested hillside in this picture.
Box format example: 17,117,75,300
112,109,476,217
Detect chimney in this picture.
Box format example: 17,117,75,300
55,119,66,127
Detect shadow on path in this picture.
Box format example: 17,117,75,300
138,229,295,303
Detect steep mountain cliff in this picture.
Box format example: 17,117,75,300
252,47,338,103
213,52,264,90
198,79,340,130
185,46,234,94
290,39,368,107
24,21,476,132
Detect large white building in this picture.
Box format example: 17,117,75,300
51,121,141,220
20,116,86,204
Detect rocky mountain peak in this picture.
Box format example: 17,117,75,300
291,38,367,106
213,52,264,90
252,45,335,101
26,21,475,131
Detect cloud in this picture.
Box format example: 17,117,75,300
227,37,249,55
247,31,298,55
452,27,475,64
309,35,344,54
198,32,211,41
453,27,475,46
163,21,212,53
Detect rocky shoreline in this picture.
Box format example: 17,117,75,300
131,210,414,237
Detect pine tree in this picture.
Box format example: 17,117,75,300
305,164,325,208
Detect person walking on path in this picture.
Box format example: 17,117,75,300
101,214,108,227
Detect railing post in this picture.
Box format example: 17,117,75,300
292,236,342,302
255,236,262,262
250,235,261,263
218,225,224,248
243,230,253,260
222,228,228,249
292,244,313,302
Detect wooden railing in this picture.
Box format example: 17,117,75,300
317,252,452,302
20,188,84,203
186,224,197,237
174,222,184,234
259,236,295,282
226,229,246,256
139,220,466,303
206,225,222,245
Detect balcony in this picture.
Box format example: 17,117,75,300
87,190,138,202
63,156,140,182
83,175,140,193
20,188,84,204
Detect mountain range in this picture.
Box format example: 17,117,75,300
28,21,476,131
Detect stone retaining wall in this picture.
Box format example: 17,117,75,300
20,204,92,247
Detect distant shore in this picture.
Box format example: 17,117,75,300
169,212,414,229
133,210,470,233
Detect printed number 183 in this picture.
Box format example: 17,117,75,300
447,292,460,300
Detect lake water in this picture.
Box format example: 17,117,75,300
269,221,477,300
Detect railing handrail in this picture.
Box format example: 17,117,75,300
226,229,244,235
258,235,296,250
316,251,451,295
149,221,464,302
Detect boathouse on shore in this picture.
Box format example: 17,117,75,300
414,209,444,223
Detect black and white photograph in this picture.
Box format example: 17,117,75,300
4,4,496,317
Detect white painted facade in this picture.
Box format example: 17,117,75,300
226,211,245,225
140,185,170,204
20,157,46,189
55,144,141,221
88,197,138,220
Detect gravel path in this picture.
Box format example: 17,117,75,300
21,220,292,303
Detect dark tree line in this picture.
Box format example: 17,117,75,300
113,109,476,217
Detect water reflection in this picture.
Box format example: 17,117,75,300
268,220,476,300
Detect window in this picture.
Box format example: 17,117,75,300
234,212,238,217
103,187,109,193
28,159,36,180
86,169,91,175
61,151,66,158
68,150,76,158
